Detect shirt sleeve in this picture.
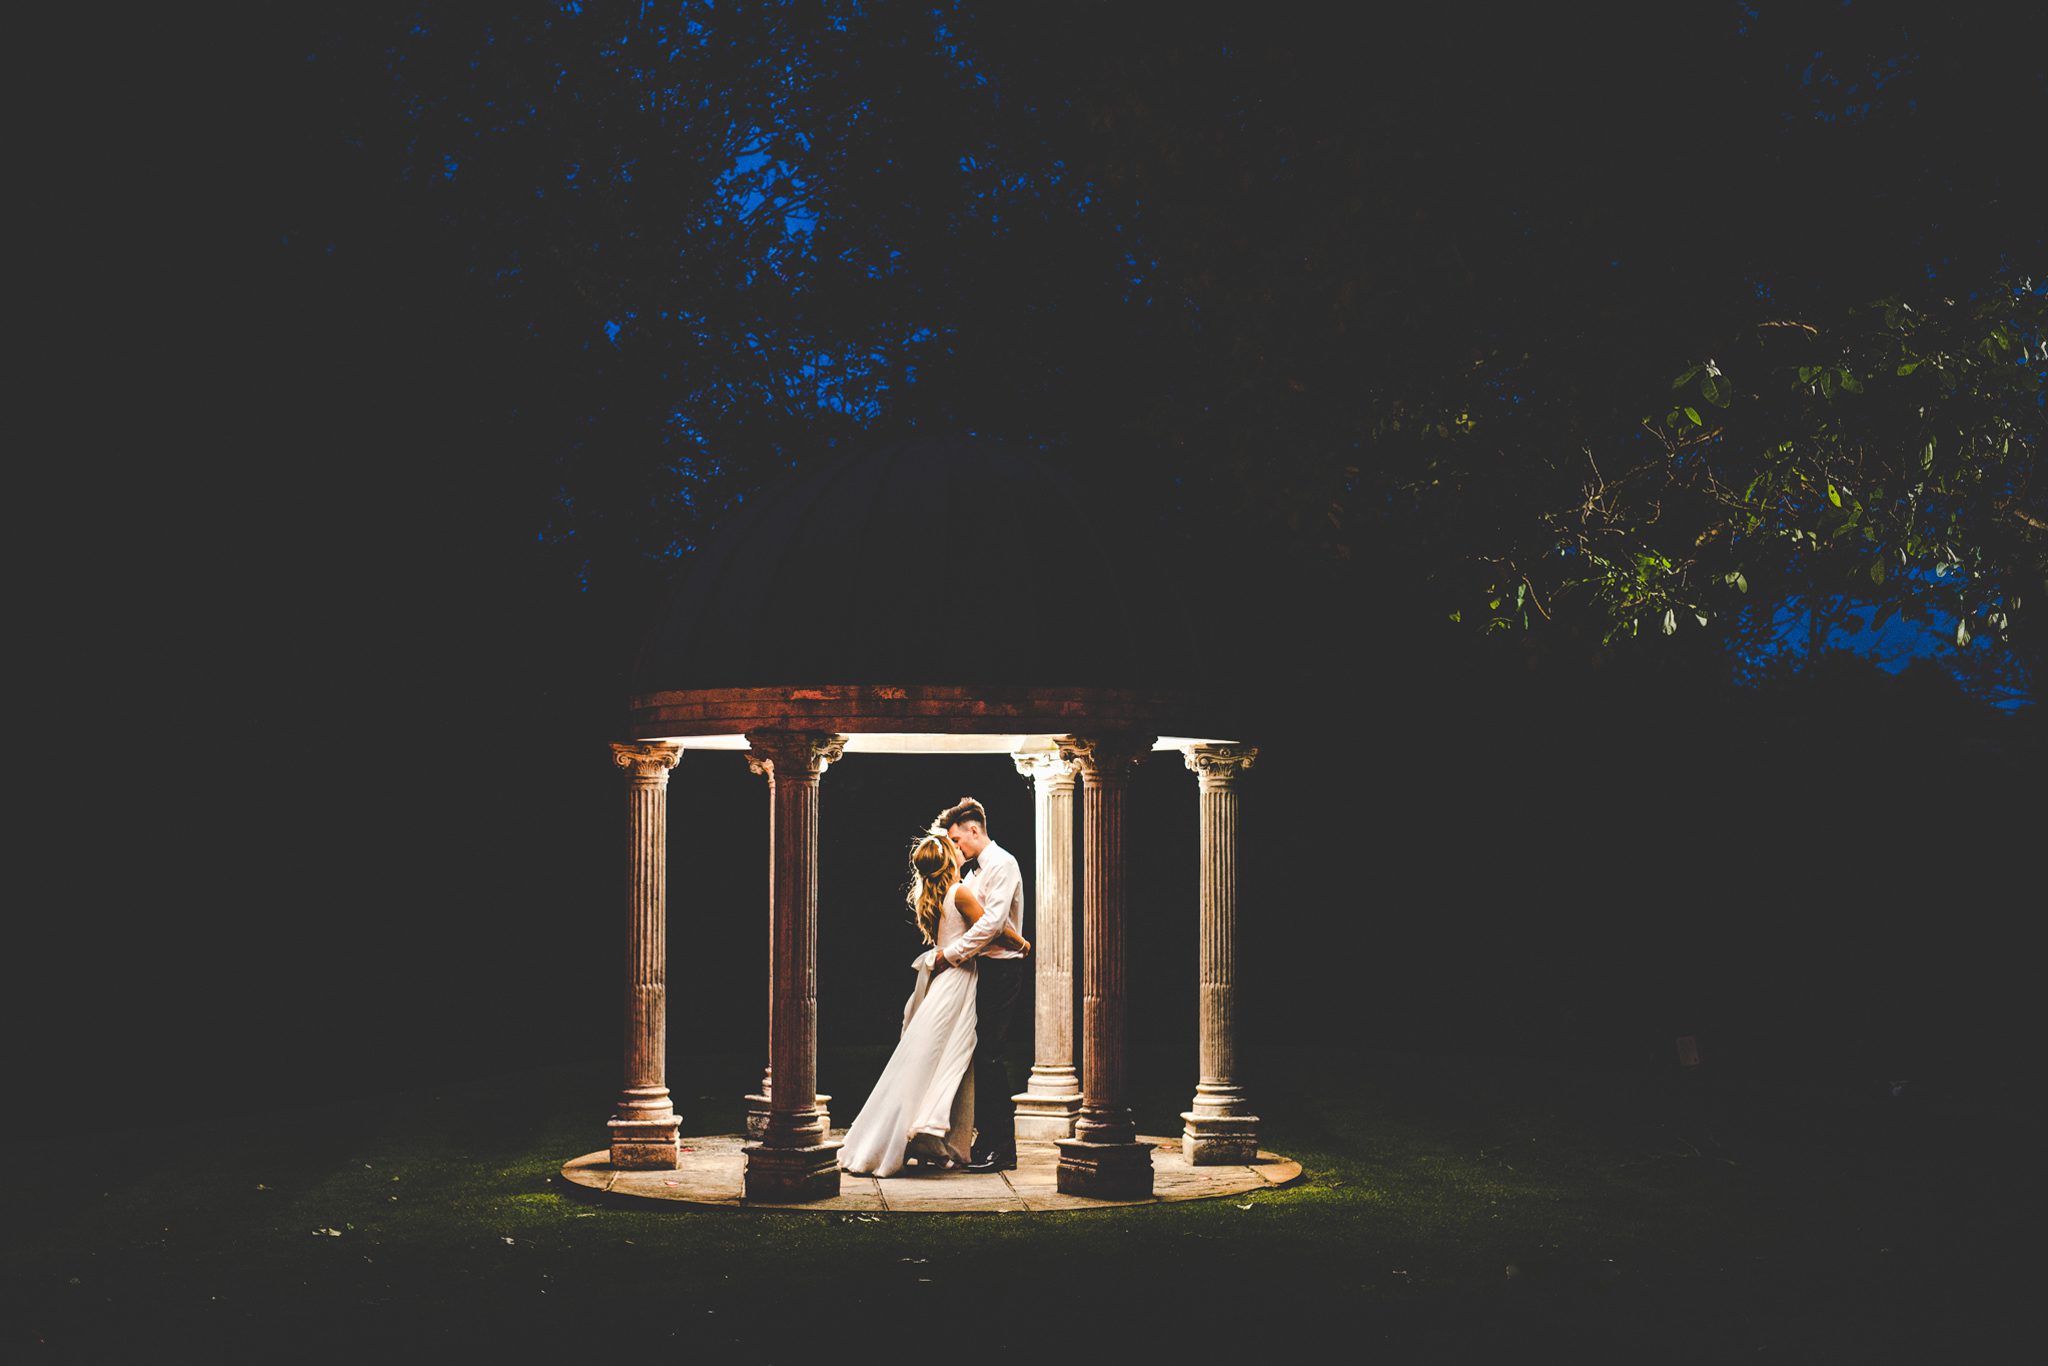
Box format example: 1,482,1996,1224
941,852,1021,964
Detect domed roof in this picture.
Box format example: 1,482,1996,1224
626,434,1237,744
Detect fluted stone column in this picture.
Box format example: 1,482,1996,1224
1011,742,1082,1140
743,751,829,1139
741,729,846,1202
1181,745,1261,1163
1056,734,1155,1198
607,741,684,1169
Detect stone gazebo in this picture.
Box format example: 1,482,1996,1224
582,437,1270,1205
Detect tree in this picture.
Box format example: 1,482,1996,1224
1453,279,2044,708
270,2,2043,708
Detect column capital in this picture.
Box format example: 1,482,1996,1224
1182,744,1258,787
611,741,683,781
1012,744,1080,787
1058,733,1152,782
742,730,847,779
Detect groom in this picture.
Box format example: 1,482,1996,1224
930,795,1026,1172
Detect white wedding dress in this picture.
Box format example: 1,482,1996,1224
837,884,979,1176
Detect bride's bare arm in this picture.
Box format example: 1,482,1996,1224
949,885,1031,959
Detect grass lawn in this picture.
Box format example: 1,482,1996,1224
5,1043,2032,1361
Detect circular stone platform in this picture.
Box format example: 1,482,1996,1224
561,1133,1301,1214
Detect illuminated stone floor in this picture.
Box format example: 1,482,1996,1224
561,1133,1301,1213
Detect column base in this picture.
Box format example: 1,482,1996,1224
1181,1111,1262,1165
746,1093,830,1140
742,1140,843,1202
1012,1089,1083,1141
1055,1136,1154,1199
607,1116,681,1170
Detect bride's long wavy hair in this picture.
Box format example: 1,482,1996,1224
906,832,958,945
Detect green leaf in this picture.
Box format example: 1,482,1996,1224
1869,558,1887,585
1955,617,1971,647
1820,370,1834,397
1827,483,1842,507
1896,360,1921,376
1662,608,1677,635
1725,570,1748,593
1684,406,1702,426
1701,373,1729,407
1838,369,1863,394
1920,439,1936,471
1671,364,1702,389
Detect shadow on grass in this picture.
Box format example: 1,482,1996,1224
4,1044,2035,1360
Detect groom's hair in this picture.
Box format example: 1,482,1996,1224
937,796,987,832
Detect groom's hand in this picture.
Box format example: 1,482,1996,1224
931,950,951,975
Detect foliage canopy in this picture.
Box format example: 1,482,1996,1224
272,1,2044,705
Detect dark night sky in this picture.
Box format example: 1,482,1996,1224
22,3,2040,1129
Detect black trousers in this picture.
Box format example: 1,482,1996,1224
972,956,1027,1158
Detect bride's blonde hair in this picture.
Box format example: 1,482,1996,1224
906,832,958,945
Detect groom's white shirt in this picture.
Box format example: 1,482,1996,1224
939,837,1024,966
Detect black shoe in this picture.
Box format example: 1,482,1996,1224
965,1150,1016,1173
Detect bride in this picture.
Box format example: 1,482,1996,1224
838,832,1030,1176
